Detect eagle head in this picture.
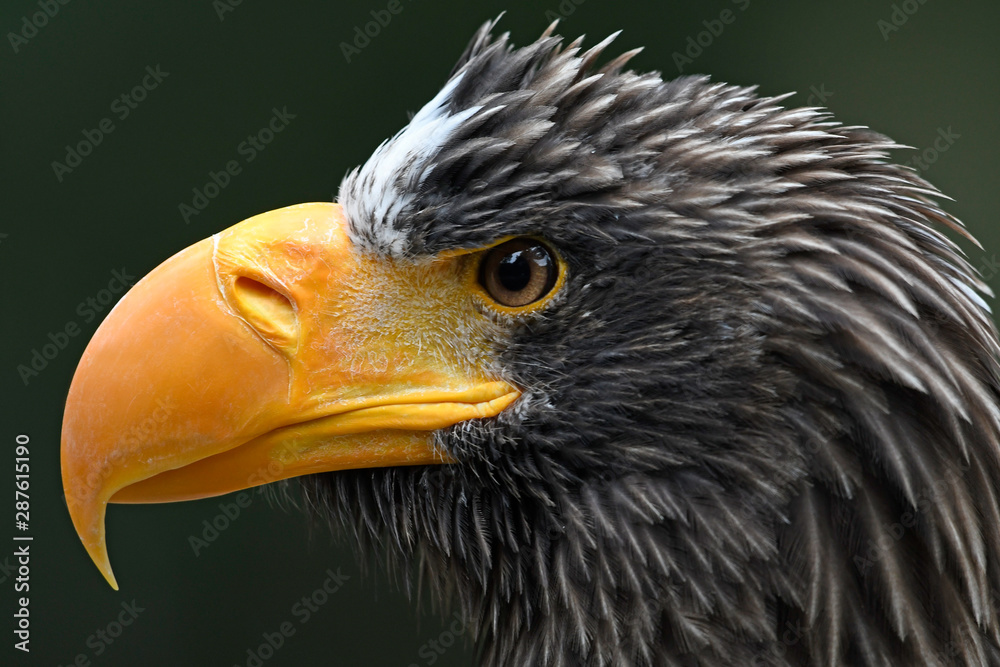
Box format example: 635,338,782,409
62,19,1000,667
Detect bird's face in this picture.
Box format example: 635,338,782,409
60,198,571,585
64,25,783,591
63,19,1000,667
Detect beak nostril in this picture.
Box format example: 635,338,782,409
231,276,299,354
233,276,292,308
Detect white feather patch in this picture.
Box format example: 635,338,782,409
340,72,481,255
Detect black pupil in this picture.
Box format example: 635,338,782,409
498,249,541,292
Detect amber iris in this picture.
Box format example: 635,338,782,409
479,239,559,307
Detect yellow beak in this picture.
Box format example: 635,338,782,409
61,202,519,589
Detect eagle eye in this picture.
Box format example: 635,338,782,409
478,238,559,308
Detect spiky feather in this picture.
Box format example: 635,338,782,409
311,19,1000,666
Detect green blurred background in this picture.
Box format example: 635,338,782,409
2,0,998,665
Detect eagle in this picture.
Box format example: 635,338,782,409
61,19,1000,667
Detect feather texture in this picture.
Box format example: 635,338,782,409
312,19,1000,666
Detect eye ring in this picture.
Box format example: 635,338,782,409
478,238,560,308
